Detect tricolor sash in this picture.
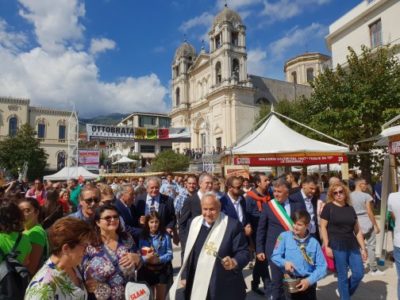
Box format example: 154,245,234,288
267,198,294,231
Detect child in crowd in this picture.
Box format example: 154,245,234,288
271,211,327,300
138,212,173,300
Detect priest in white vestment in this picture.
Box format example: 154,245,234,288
169,192,250,300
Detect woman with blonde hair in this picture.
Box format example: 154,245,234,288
320,182,367,300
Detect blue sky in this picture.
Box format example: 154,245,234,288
0,0,360,117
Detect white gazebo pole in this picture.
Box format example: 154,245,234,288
376,154,392,259
67,105,79,180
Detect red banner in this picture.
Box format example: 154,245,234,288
234,155,347,166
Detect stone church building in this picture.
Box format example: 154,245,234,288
169,5,322,153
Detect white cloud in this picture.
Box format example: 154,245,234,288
179,12,214,32
268,23,328,59
0,19,28,52
0,1,168,117
89,38,116,55
261,0,331,22
18,0,85,53
247,48,268,76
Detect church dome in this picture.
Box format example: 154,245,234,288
174,41,196,61
213,5,243,28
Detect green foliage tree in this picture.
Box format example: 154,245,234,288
254,45,400,181
309,45,400,180
0,124,48,180
150,150,189,172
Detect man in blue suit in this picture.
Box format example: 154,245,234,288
256,178,306,300
114,185,142,240
220,176,252,233
289,175,320,243
134,176,176,235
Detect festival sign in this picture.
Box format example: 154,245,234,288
86,124,191,141
234,154,347,166
78,150,100,171
86,124,134,140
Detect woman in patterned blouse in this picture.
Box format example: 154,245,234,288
25,217,95,300
82,204,141,300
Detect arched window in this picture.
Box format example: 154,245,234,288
306,68,314,82
57,151,66,170
215,62,222,84
291,71,297,84
59,124,66,140
37,123,46,139
175,87,180,106
9,117,18,136
256,97,270,105
231,32,239,46
232,59,240,80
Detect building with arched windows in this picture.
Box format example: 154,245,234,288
284,52,331,85
0,97,74,171
170,5,313,152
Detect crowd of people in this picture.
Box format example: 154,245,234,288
0,171,393,300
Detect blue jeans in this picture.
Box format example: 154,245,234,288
393,246,400,300
333,248,364,300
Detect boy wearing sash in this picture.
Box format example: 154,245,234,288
271,211,327,300
256,179,306,300
169,192,249,300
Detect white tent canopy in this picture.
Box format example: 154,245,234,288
43,166,98,181
231,114,348,155
112,156,137,165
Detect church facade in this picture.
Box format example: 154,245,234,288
169,6,313,153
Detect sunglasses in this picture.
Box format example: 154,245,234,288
333,190,344,196
83,197,100,204
100,215,119,222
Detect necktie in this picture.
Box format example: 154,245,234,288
150,197,156,213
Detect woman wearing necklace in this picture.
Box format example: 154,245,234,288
271,211,327,300
138,211,173,300
82,204,141,300
25,217,95,300
320,182,367,300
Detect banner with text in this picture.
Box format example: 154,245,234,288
234,155,347,166
86,124,191,141
78,150,100,171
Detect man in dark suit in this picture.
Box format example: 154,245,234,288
134,176,176,235
256,178,306,300
246,173,271,296
114,185,142,240
220,176,251,231
290,175,320,243
169,192,250,300
179,173,213,253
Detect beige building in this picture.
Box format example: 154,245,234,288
170,5,312,153
326,0,400,67
284,52,331,85
117,112,172,160
0,97,73,171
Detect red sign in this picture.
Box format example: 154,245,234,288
389,140,400,154
234,155,347,166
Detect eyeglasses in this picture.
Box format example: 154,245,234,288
100,215,119,222
83,197,100,204
333,190,344,196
